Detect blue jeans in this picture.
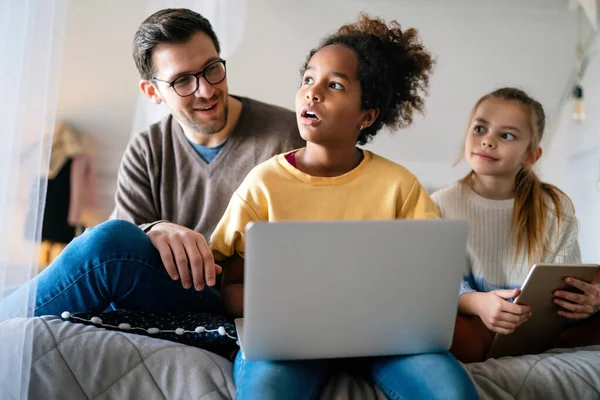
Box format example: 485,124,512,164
1,220,222,317
234,350,478,400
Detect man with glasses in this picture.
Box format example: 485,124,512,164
2,8,303,317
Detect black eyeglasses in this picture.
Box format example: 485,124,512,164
152,59,227,97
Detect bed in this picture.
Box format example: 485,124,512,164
0,316,599,399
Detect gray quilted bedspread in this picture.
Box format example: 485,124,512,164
1,316,599,400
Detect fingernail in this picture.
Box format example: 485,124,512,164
183,282,191,289
566,278,572,283
195,284,203,291
208,279,215,286
172,274,179,280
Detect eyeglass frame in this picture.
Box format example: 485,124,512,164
151,58,227,97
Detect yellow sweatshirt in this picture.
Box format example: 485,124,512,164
210,150,439,260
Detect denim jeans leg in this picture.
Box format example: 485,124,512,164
369,352,479,400
1,220,222,317
233,350,330,400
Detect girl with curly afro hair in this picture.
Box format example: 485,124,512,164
210,14,479,400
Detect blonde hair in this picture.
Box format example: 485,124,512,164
460,87,572,265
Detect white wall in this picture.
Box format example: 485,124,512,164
229,0,579,186
56,0,580,223
56,0,147,224
540,34,600,263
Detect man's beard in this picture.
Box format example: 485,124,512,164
187,100,229,135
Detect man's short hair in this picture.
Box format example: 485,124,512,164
133,8,221,80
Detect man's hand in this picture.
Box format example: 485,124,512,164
476,289,531,335
554,274,600,320
147,222,222,291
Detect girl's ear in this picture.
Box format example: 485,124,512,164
359,108,380,130
523,146,543,169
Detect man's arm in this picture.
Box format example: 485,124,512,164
111,133,221,290
221,253,245,318
111,133,162,231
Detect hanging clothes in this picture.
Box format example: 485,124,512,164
36,121,97,266
42,158,76,243
45,121,97,229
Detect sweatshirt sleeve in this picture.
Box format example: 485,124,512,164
397,178,440,220
209,191,260,261
110,133,162,231
459,275,478,297
549,203,582,264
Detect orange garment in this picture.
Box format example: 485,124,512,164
450,313,600,363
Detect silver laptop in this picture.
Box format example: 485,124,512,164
235,219,468,361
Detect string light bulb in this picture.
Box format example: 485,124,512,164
572,84,586,123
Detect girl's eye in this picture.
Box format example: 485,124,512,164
473,125,485,134
500,132,516,141
303,76,314,85
329,82,344,90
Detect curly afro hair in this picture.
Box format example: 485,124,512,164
302,13,434,145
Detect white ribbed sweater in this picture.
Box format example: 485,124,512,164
431,182,581,295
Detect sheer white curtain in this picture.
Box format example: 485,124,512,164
0,1,244,395
131,0,246,136
0,0,67,397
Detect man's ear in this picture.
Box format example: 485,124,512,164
524,146,543,168
359,108,380,130
139,80,162,105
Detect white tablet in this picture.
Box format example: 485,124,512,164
486,263,599,359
